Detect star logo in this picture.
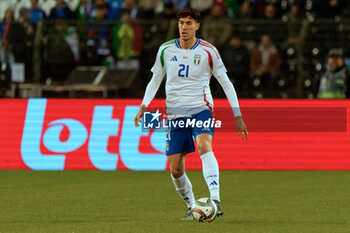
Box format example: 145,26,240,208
143,110,162,129
150,109,161,122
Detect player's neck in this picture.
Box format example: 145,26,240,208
179,37,198,50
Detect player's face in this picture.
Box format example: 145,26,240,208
178,17,200,41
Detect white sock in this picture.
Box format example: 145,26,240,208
170,173,195,208
201,152,220,202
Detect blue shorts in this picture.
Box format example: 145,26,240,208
165,110,214,156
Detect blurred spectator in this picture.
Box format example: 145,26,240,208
265,0,280,4
252,0,280,18
280,35,298,85
49,0,76,19
124,0,140,19
112,9,143,60
95,4,110,57
225,0,241,18
262,3,284,40
82,2,109,66
138,0,158,19
283,3,301,21
76,0,93,65
76,0,95,21
190,0,213,18
0,8,26,66
163,0,189,10
0,9,16,66
282,3,302,36
19,7,35,81
201,2,232,46
220,35,250,91
0,8,16,95
317,48,350,98
239,1,253,18
43,20,76,82
342,1,350,17
29,0,47,23
106,0,123,20
314,0,346,18
19,8,34,43
86,3,111,64
250,34,281,88
264,4,278,19
157,2,177,20
280,35,299,62
256,0,266,18
156,2,178,41
90,1,108,20
285,33,299,45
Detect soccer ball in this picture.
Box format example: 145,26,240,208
191,197,218,222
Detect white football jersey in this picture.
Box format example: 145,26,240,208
151,38,227,116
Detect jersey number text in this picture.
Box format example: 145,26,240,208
178,64,189,78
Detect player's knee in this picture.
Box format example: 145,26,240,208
170,167,184,178
197,142,212,156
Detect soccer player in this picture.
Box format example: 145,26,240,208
134,7,248,220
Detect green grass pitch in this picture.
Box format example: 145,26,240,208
0,170,350,233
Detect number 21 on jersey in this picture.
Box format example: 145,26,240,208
178,64,189,78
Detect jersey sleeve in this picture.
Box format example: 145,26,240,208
215,73,242,117
211,47,227,78
151,46,166,77
141,47,166,107
206,45,240,116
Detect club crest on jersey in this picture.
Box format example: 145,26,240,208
194,54,201,65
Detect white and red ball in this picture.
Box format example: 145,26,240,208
191,197,218,222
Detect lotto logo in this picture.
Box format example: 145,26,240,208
20,99,167,171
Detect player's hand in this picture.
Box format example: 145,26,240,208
235,116,248,140
134,104,147,127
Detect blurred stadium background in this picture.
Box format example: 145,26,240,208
1,0,350,232
0,0,349,99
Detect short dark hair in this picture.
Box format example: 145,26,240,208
177,7,200,22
